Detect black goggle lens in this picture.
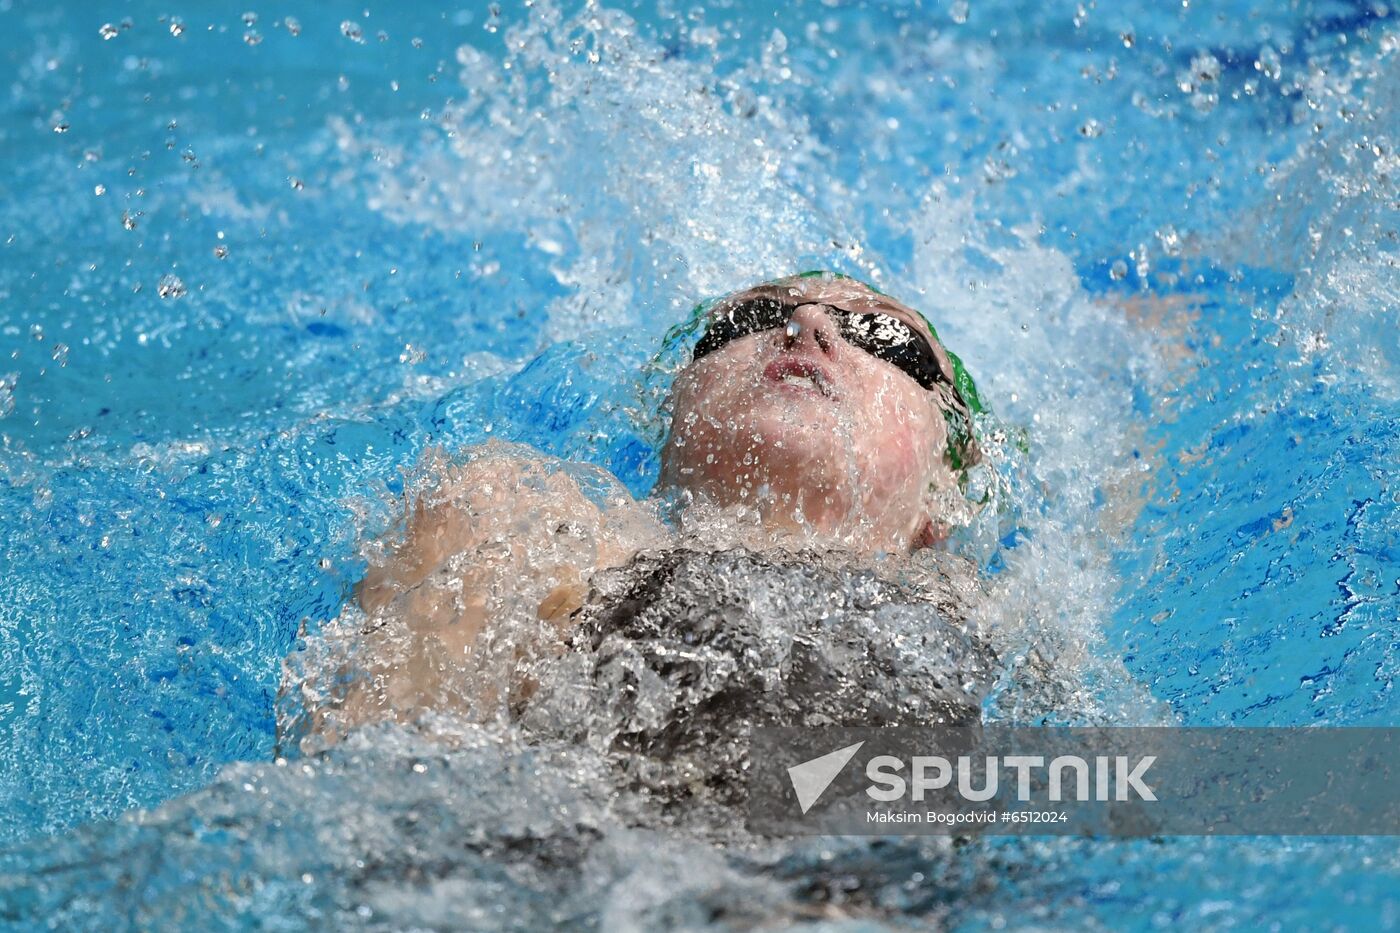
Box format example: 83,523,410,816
692,298,790,361
692,299,950,392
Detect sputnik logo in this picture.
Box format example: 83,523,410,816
787,741,865,814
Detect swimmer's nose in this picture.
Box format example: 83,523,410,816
783,303,838,358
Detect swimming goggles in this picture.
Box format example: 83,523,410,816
691,296,954,392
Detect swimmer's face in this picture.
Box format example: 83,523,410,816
661,275,961,552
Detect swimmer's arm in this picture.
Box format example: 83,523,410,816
287,454,656,745
355,454,657,624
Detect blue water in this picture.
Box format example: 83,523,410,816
1,0,1397,928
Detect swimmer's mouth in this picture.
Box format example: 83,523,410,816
763,356,837,399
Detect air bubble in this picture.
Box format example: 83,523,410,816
341,21,364,44
284,16,301,37
169,19,185,38
213,245,229,260
1110,259,1128,280
99,23,119,40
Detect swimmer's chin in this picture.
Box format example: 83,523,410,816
739,406,849,460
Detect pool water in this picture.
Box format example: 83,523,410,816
0,0,1397,928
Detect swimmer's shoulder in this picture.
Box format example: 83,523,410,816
357,441,664,614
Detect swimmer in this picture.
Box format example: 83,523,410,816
280,271,987,746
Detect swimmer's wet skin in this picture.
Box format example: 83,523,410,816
281,272,990,750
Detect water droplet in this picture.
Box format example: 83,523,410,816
51,343,69,366
157,274,186,299
411,36,423,48
377,30,389,43
1255,45,1282,81
1078,119,1103,138
341,20,364,43
242,11,257,26
213,244,229,260
1120,31,1135,48
244,30,262,46
284,16,301,37
169,19,185,38
949,0,969,24
288,176,304,190
1110,259,1128,280
93,184,106,196
52,122,69,134
484,4,501,33
121,210,137,231
99,23,119,40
